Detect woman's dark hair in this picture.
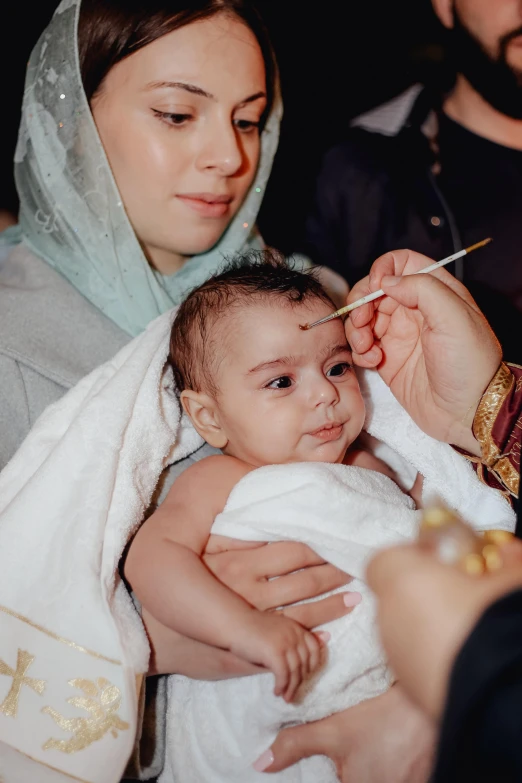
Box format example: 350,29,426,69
78,0,276,122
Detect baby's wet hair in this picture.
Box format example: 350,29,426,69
169,249,335,396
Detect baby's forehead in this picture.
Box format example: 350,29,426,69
213,296,346,362
217,296,321,337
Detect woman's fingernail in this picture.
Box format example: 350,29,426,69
253,749,274,772
317,631,331,643
343,591,362,607
381,275,401,287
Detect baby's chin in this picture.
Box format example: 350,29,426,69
297,441,351,465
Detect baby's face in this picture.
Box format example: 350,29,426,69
212,298,366,466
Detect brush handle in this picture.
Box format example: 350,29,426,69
304,238,491,329
337,247,468,318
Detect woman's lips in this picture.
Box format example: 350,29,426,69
310,424,344,441
176,193,232,218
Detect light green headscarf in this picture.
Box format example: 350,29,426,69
7,0,282,336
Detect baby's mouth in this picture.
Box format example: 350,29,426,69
309,423,344,441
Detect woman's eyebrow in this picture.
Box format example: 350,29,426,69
145,80,214,99
237,91,267,108
145,81,266,107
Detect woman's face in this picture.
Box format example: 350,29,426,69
91,14,267,275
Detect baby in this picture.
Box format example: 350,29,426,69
126,252,419,702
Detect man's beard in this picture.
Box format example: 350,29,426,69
451,9,522,119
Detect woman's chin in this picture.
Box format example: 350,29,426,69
173,228,234,258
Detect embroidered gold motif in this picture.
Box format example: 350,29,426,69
42,677,129,754
0,649,45,718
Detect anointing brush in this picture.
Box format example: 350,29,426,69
300,237,492,330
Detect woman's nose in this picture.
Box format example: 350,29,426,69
196,121,243,177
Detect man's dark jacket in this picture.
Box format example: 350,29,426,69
304,83,522,360
304,84,464,283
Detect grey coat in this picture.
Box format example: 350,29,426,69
0,244,214,780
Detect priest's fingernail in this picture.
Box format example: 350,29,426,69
317,631,331,643
343,591,362,607
253,749,274,772
381,275,401,287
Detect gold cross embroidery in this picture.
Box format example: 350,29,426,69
0,649,46,718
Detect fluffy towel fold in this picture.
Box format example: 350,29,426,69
161,370,515,783
0,311,202,783
0,307,514,783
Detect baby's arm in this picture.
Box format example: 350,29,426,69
125,455,323,701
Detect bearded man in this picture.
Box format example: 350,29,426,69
305,0,522,361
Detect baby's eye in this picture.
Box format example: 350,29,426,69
327,362,351,378
266,376,293,390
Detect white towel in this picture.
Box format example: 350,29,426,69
0,306,514,783
161,369,515,783
0,311,202,783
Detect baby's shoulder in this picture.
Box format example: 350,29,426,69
165,454,254,513
191,454,254,483
343,447,397,482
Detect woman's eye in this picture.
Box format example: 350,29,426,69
153,110,192,127
327,362,351,378
266,376,293,390
234,119,260,133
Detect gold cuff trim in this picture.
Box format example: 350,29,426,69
0,605,121,666
473,362,514,468
493,456,520,498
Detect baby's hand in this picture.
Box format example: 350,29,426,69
230,612,328,702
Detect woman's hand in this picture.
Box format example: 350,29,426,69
204,540,356,628
144,540,356,677
253,685,434,782
345,249,502,454
366,539,522,720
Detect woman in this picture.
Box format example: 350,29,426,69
0,2,425,781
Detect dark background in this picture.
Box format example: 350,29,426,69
0,1,452,251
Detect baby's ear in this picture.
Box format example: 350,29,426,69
180,390,228,449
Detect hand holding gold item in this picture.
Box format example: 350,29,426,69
366,513,522,719
418,505,514,576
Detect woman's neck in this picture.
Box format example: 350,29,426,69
143,243,190,276
444,74,522,151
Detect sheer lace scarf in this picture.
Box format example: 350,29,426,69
11,0,282,335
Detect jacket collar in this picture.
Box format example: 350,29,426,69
351,83,440,145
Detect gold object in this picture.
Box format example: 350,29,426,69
419,503,514,576
482,544,503,572
462,553,486,576
301,238,492,330
483,529,514,546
